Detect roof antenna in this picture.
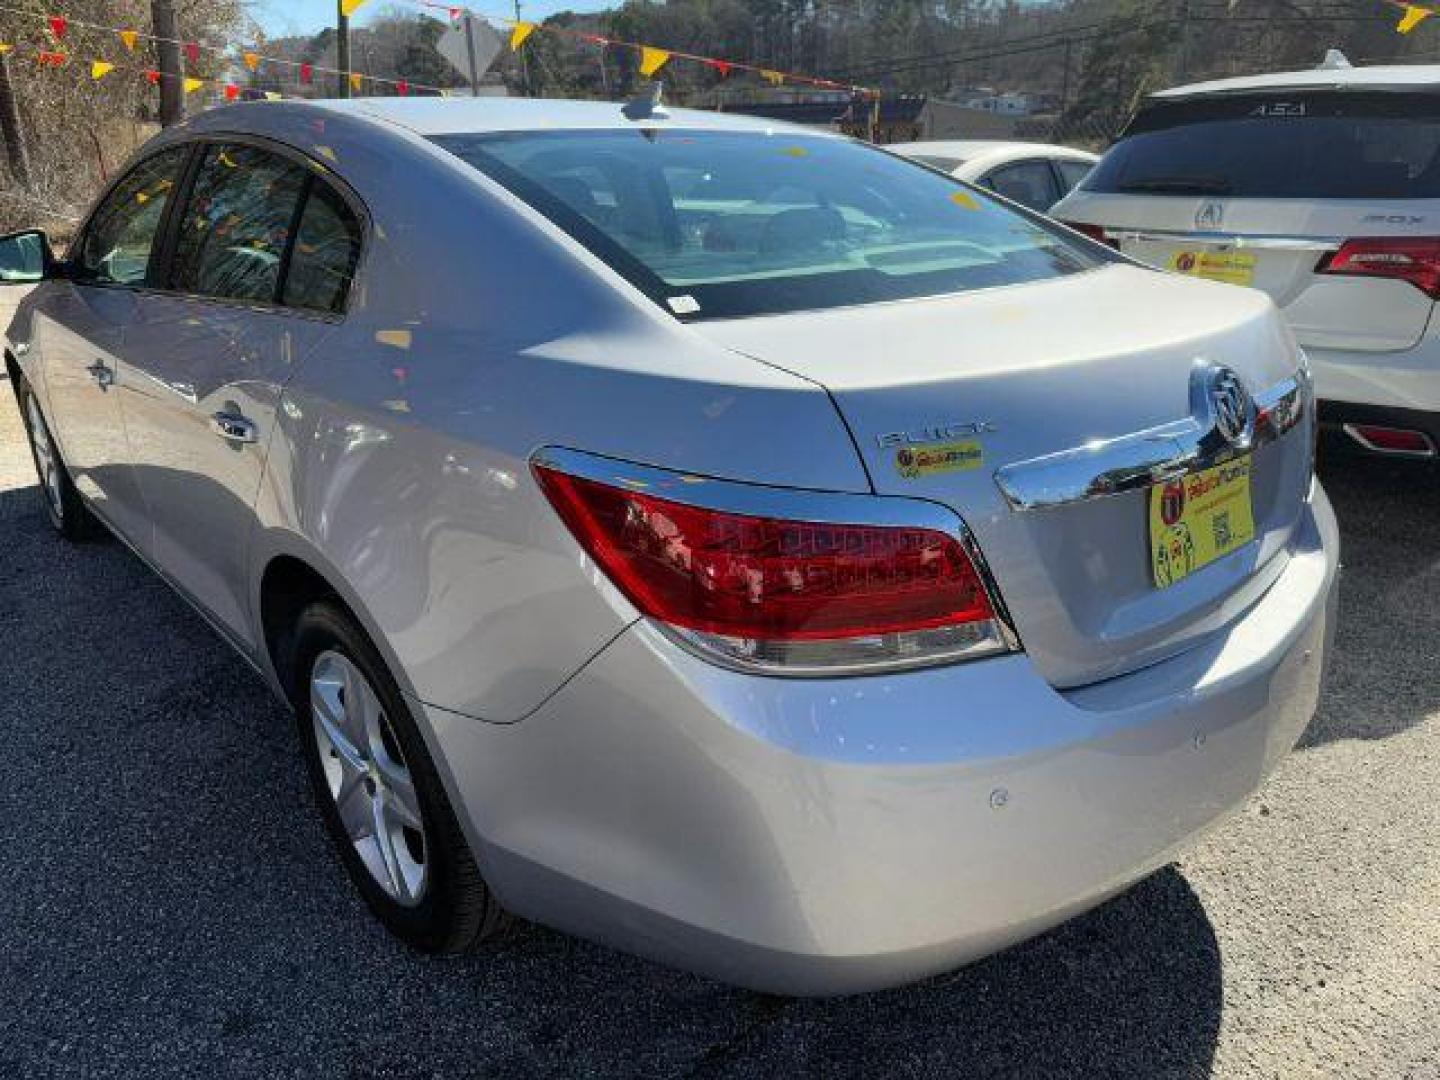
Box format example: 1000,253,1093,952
623,80,669,121
1318,48,1352,70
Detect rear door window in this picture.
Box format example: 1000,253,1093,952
1085,91,1440,199
170,143,308,303
982,160,1061,211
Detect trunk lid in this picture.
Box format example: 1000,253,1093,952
691,263,1314,688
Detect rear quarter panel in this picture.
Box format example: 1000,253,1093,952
230,105,869,722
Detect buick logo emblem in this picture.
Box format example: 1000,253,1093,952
1195,201,1225,230
1208,367,1253,446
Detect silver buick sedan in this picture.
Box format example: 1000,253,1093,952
3,96,1338,995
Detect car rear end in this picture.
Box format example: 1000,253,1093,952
422,117,1340,994
1054,75,1440,459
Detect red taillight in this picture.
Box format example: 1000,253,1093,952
1061,220,1116,248
1317,237,1440,299
534,462,1008,673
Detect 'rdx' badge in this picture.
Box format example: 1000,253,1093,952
876,421,997,449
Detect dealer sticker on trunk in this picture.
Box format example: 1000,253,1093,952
1149,456,1256,588
1168,250,1256,287
894,440,984,479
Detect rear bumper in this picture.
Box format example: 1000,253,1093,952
1304,336,1440,414
419,482,1340,995
1318,400,1439,459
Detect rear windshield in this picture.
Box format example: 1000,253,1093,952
432,129,1102,320
1085,91,1440,200
907,153,967,171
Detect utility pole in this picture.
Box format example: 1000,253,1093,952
463,13,480,96
514,0,530,97
0,52,31,190
337,0,351,98
1060,38,1073,116
151,0,184,126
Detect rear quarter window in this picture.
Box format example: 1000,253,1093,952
1085,91,1440,199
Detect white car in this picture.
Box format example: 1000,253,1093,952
891,140,1099,212
1054,59,1440,459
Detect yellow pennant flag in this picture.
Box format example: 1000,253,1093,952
510,21,536,51
183,76,204,93
349,71,362,92
340,0,368,15
1398,4,1432,32
90,60,114,80
118,28,138,50
242,51,260,71
639,46,670,78
761,69,785,86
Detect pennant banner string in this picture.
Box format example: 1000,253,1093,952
0,3,441,92
0,0,876,96
416,0,876,94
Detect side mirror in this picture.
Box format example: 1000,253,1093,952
0,229,58,284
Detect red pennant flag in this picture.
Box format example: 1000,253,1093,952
299,61,313,84
145,68,160,85
185,41,200,66
224,83,239,100
48,15,67,39
396,80,409,96
448,6,460,18
38,50,66,67
707,59,732,78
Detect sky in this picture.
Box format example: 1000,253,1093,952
250,0,614,41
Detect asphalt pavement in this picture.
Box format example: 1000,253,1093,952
1,374,1437,1079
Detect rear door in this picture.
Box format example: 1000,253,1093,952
115,140,361,644
1056,90,1440,352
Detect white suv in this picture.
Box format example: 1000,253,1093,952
1054,58,1440,459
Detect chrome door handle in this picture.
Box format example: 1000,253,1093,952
86,360,113,388
211,411,259,444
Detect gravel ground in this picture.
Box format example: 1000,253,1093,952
1,370,1437,1080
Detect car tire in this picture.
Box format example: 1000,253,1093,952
17,377,98,541
288,599,509,953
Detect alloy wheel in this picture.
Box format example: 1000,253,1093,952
25,394,64,522
309,650,428,907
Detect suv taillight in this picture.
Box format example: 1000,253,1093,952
1317,237,1440,298
533,457,1014,675
1060,220,1117,248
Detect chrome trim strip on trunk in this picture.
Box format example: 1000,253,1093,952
994,366,1308,513
1105,228,1342,252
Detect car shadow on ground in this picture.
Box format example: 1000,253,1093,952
0,478,1224,1078
1300,449,1440,749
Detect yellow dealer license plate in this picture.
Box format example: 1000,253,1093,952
1168,249,1256,286
1149,456,1256,588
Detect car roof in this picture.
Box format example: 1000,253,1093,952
302,95,831,137
1153,63,1440,99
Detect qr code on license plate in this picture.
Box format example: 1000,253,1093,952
1212,511,1233,550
